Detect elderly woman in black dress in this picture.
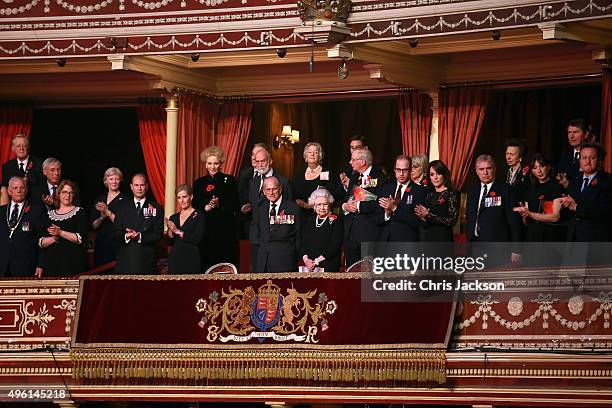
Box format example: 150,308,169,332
193,146,239,270
414,160,459,242
301,188,343,272
39,180,89,277
410,154,429,187
165,184,206,274
90,167,128,266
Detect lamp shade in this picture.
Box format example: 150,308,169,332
290,129,300,143
281,125,292,136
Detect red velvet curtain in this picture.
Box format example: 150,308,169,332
438,88,488,190
177,92,252,187
0,106,32,181
136,105,166,204
602,66,612,173
399,90,432,157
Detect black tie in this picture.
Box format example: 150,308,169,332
581,178,589,193
257,174,264,193
394,184,403,203
9,203,19,228
136,201,142,214
269,203,277,219
357,173,363,187
18,162,25,175
51,185,57,197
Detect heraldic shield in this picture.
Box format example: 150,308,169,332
251,281,283,336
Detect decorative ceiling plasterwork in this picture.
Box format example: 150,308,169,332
0,0,610,58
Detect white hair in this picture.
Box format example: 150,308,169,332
307,188,334,207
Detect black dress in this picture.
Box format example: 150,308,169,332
193,172,239,269
422,188,459,242
301,214,343,272
506,164,531,202
168,210,206,274
524,180,565,242
292,167,343,215
42,207,89,277
89,192,128,266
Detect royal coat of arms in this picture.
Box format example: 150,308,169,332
195,280,338,344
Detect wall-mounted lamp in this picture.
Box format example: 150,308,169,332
273,125,300,149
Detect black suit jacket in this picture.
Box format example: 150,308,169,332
343,166,387,243
254,198,301,272
238,166,255,206
0,201,44,278
247,170,291,244
466,180,521,242
1,156,44,199
379,180,426,242
566,171,612,242
557,150,582,186
114,198,164,275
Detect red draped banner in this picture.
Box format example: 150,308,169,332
602,65,612,173
0,106,32,182
399,90,433,157
137,104,167,204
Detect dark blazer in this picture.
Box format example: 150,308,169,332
0,201,44,278
505,164,531,203
248,170,292,244
254,198,301,272
557,150,582,186
466,180,521,242
566,171,612,242
343,166,387,243
379,180,426,242
238,166,255,207
114,198,164,275
1,156,44,200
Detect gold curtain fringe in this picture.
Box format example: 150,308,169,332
70,348,446,384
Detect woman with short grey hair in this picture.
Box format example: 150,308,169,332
410,154,429,186
301,188,343,272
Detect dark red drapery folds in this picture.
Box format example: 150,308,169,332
601,66,612,173
177,92,252,188
137,104,167,204
438,88,488,190
0,106,32,181
399,90,433,157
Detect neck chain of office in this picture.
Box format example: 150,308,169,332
6,201,27,239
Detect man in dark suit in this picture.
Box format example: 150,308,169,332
40,157,63,210
557,118,592,190
254,176,301,272
114,173,164,275
560,143,612,242
0,134,43,206
339,135,366,189
238,143,268,239
0,177,44,278
379,155,426,242
342,146,386,266
246,148,291,271
466,154,521,264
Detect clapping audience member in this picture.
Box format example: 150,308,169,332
41,157,62,210
1,134,43,206
193,146,239,269
165,185,206,274
90,167,128,266
339,135,366,190
301,188,343,272
238,143,267,238
557,118,592,189
39,180,88,277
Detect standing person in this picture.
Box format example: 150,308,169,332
514,154,565,242
293,142,342,216
1,134,43,206
339,135,366,189
254,177,301,273
40,157,62,210
38,180,88,277
414,160,460,242
410,154,429,187
559,143,611,242
0,177,44,278
342,146,386,266
465,155,521,264
90,167,128,266
165,185,206,274
557,118,592,189
246,148,291,270
193,146,239,269
237,143,267,239
378,155,426,242
504,139,530,202
301,188,343,272
114,173,164,275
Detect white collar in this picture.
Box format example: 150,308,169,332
10,200,23,209
17,157,29,166
133,198,146,206
481,181,494,191
269,195,283,210
47,181,57,191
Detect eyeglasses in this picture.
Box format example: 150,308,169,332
394,168,410,173
60,191,74,195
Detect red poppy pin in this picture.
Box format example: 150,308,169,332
537,195,544,200
406,187,411,193
522,165,530,175
438,197,445,204
489,191,497,197
279,210,285,217
329,214,337,222
27,162,33,170
592,179,598,186
206,184,215,192
422,179,428,185
24,206,30,213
